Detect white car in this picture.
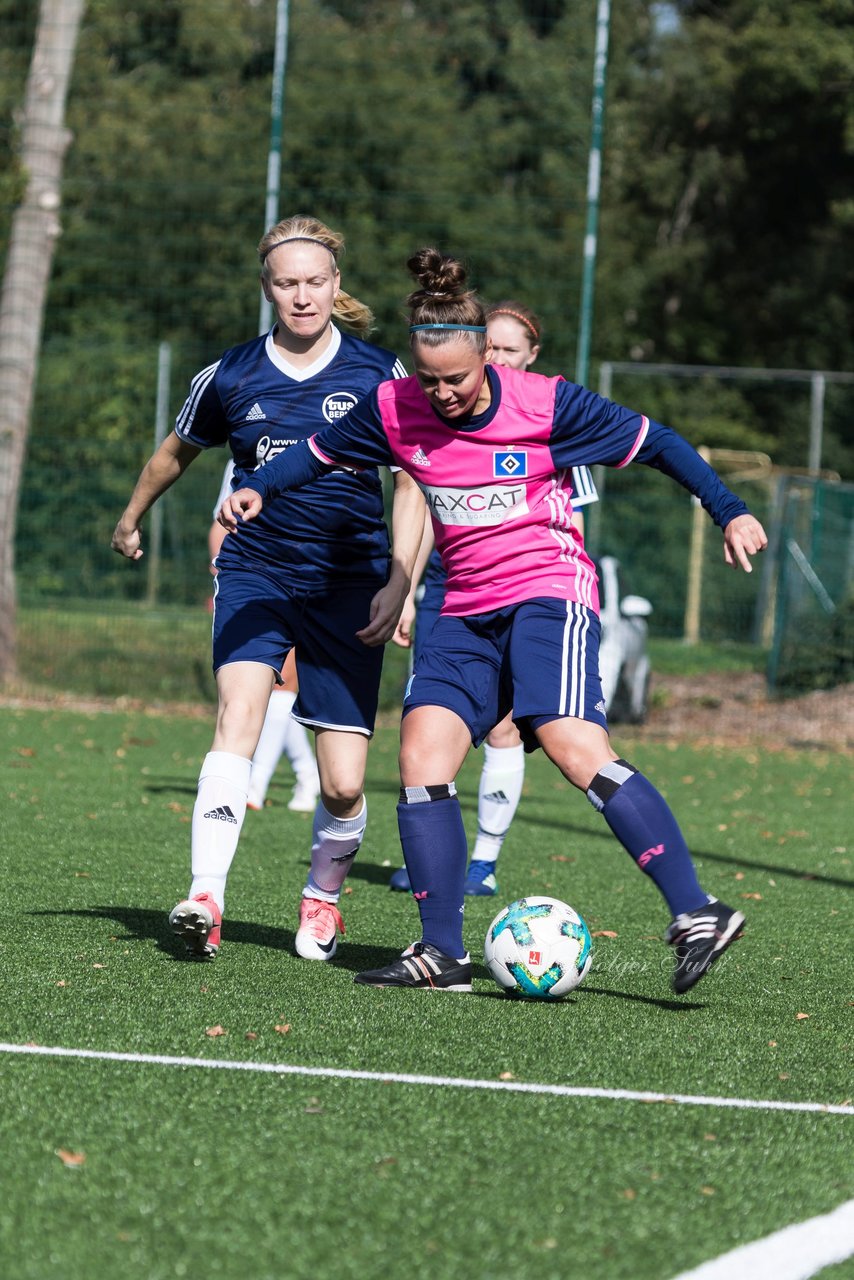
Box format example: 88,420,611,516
596,555,653,723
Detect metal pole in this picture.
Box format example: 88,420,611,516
575,0,611,388
258,0,290,336
584,362,613,556
145,341,172,607
808,372,825,473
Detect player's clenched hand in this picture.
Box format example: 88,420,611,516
358,579,409,647
723,513,768,573
111,521,143,560
218,488,263,530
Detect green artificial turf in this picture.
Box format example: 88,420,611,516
1,706,851,1280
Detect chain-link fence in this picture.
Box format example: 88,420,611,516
767,477,854,694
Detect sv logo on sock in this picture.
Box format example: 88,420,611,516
413,890,428,901
638,843,665,868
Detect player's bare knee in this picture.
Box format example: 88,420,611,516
318,776,364,811
398,743,447,788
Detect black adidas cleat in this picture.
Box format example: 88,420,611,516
666,899,745,994
354,942,472,992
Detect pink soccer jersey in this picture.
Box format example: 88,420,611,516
375,368,619,616
248,361,749,616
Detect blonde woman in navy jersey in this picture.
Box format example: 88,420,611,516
220,248,768,996
112,215,424,963
389,299,599,897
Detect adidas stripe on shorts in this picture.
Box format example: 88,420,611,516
403,598,608,749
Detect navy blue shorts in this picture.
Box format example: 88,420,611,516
403,599,608,750
414,583,442,663
212,564,385,735
414,551,446,662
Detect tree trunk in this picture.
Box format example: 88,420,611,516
0,0,85,683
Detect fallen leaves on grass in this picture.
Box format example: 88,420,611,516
205,1025,226,1037
591,930,618,938
796,1012,810,1021
274,1024,291,1035
56,1149,86,1168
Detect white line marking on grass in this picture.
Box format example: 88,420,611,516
670,1197,854,1280
0,1042,852,1115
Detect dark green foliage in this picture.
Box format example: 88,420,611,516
3,0,852,460
2,1,853,669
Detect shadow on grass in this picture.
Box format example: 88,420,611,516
29,905,436,978
142,778,199,797
27,907,703,1008
692,847,854,890
476,985,701,1012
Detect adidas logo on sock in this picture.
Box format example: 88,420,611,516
483,789,509,805
246,402,266,421
204,805,238,824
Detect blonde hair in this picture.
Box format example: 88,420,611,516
406,248,487,354
258,214,375,336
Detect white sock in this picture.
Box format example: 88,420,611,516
190,751,252,910
472,743,525,863
248,690,297,807
282,715,318,784
303,799,367,903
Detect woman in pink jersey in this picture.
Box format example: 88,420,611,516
388,298,599,898
221,248,768,996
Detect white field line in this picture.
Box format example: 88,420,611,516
670,1196,854,1280
0,1042,852,1115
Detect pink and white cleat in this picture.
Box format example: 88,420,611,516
295,898,345,961
169,892,222,960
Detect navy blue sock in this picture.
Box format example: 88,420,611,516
587,761,708,916
397,785,467,958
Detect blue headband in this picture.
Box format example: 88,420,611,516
409,324,487,333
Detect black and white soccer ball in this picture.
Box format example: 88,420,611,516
484,896,593,999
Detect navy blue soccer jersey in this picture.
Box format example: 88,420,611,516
176,326,406,588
